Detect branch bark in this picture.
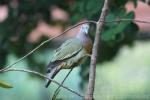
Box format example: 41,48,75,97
85,0,109,99
3,68,83,98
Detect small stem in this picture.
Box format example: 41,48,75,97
106,18,150,24
52,69,73,100
3,68,83,98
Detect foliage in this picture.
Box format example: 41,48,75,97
0,0,149,94
0,80,13,89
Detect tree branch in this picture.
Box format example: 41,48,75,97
85,0,109,99
3,68,83,98
106,18,150,24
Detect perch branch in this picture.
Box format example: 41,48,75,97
85,0,109,99
3,68,83,98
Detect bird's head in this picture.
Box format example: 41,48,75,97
80,24,89,34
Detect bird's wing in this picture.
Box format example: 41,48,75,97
51,38,83,62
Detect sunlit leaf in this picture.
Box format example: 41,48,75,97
85,0,102,15
0,80,13,89
101,11,135,41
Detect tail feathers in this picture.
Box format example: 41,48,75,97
45,66,61,88
46,62,56,73
46,61,61,73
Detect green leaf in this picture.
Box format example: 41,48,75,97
0,80,13,89
102,11,135,41
85,0,102,15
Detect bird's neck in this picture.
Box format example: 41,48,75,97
76,32,92,54
76,32,87,40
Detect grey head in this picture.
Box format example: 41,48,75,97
79,23,90,34
76,23,92,54
76,23,90,39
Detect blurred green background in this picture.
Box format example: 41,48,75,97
0,0,150,100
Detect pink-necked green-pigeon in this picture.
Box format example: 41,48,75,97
45,23,93,88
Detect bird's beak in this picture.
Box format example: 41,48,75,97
85,29,88,34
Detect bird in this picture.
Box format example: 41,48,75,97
45,23,93,88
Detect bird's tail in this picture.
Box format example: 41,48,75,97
45,66,61,88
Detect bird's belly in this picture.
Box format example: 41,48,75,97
61,50,87,69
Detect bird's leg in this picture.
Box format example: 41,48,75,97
52,68,73,99
85,54,91,58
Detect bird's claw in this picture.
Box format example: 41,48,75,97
86,54,91,57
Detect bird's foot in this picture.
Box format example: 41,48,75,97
86,54,91,57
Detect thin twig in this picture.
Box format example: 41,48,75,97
52,69,73,100
106,19,150,24
85,0,109,99
3,68,83,98
0,21,97,72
